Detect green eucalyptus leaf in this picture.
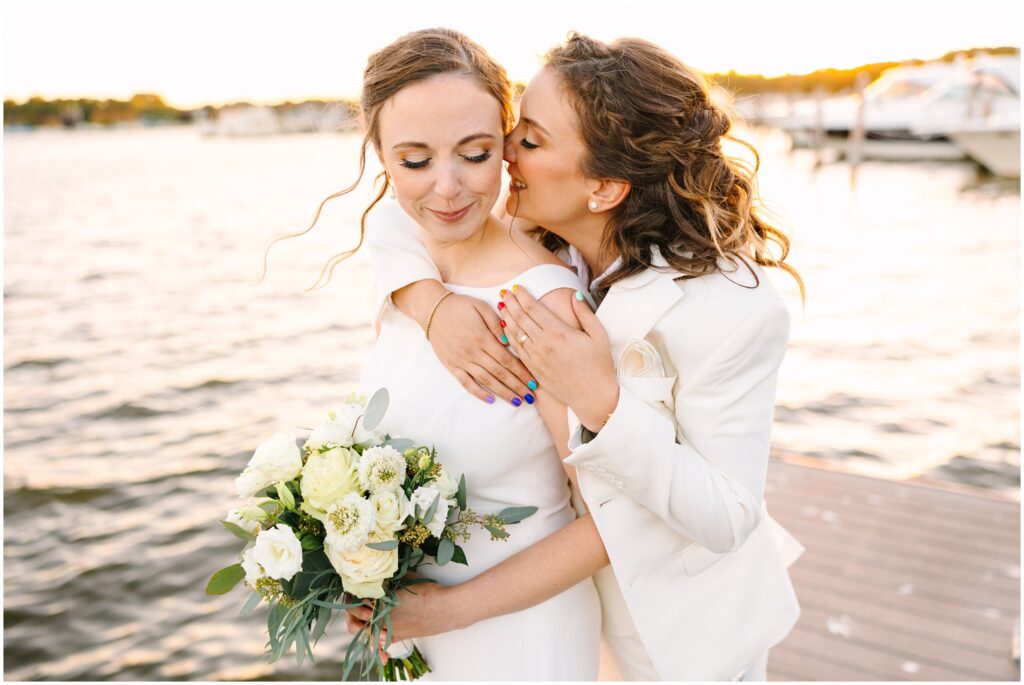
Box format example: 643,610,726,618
422,493,441,526
220,520,256,541
363,388,389,431
382,437,415,451
496,506,538,524
456,474,467,510
451,544,468,566
206,563,246,595
367,539,399,551
436,537,455,565
239,590,262,616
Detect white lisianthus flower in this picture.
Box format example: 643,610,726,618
323,492,376,553
432,466,459,503
357,446,406,494
251,524,303,581
410,485,448,538
300,446,360,514
226,507,262,537
235,433,302,497
371,488,411,537
325,537,399,599
307,404,385,450
241,546,266,587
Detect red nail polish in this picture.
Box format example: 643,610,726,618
497,302,506,310
500,320,507,327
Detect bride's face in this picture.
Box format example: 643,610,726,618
377,73,504,243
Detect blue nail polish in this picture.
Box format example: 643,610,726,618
511,397,522,407
527,380,538,391
575,290,585,301
524,393,535,404
485,395,495,404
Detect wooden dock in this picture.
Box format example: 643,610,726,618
599,460,1020,681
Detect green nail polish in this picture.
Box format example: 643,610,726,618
575,290,585,301
500,334,509,345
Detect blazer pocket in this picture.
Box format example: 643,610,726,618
616,374,677,408
679,541,728,576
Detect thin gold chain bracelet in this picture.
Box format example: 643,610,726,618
424,290,454,340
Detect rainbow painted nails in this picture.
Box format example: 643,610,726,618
497,301,506,310
500,334,509,345
524,393,535,405
485,395,495,404
500,320,507,328
575,290,585,301
512,284,520,293
527,380,538,391
511,397,522,407
499,289,509,298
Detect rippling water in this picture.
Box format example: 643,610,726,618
4,125,1019,680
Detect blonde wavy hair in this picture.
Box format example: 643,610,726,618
538,33,804,300
260,28,514,289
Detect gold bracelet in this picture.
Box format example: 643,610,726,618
424,290,454,340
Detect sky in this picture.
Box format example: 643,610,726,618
3,0,1021,109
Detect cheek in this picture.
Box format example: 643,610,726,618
467,159,503,196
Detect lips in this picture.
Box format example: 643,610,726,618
429,204,473,223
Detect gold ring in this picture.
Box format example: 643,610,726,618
518,333,529,345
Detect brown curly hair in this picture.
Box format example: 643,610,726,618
260,28,514,289
537,33,803,300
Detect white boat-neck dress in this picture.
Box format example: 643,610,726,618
358,264,601,681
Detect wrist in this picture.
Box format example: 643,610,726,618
393,279,447,325
577,381,620,433
444,581,483,630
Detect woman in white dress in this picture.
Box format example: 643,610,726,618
347,33,806,681
298,28,602,680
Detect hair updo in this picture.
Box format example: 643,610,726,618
539,33,803,298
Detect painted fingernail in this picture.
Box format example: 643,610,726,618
497,301,506,310
512,284,520,292
527,380,538,391
524,393,535,404
485,395,495,404
511,397,522,407
499,289,508,298
500,334,509,345
500,320,507,328
575,290,585,301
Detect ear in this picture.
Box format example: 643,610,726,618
588,178,631,212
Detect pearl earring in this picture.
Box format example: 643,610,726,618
589,201,599,210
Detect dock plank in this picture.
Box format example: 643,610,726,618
764,460,1020,682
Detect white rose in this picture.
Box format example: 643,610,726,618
357,446,407,494
235,433,303,496
252,524,304,581
410,485,449,539
322,492,376,553
300,446,360,514
371,488,411,537
308,404,385,450
617,338,665,377
226,507,262,537
325,538,398,599
432,466,459,503
241,546,265,587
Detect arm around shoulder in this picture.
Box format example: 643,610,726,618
365,201,443,324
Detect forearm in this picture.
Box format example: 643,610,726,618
393,279,448,330
446,514,608,629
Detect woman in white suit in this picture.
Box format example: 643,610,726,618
347,33,805,680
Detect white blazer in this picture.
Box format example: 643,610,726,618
365,202,803,680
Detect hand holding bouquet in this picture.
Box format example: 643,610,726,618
206,389,536,680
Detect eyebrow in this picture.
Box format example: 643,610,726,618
521,117,551,138
392,133,497,150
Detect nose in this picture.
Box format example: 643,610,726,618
433,162,461,201
503,137,517,164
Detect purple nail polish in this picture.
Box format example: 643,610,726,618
524,393,535,404
485,395,495,404
511,397,522,407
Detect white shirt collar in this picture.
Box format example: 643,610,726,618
568,244,622,293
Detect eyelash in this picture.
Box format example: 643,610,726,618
399,151,493,169
520,138,538,149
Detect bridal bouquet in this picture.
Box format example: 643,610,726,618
206,389,536,681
